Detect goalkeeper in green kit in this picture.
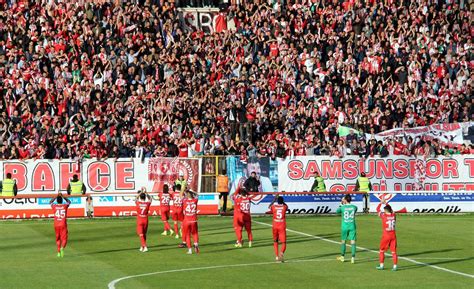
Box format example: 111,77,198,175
336,194,357,263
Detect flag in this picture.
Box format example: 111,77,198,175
338,126,362,137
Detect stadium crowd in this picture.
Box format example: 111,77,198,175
0,0,472,161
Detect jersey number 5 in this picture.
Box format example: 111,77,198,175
275,209,283,220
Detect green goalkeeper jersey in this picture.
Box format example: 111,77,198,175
336,204,358,230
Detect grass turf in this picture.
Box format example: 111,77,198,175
0,214,473,289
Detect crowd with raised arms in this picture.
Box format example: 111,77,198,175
0,0,472,161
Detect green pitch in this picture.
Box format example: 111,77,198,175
0,214,473,289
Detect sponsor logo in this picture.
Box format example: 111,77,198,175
288,206,332,214
38,198,82,205
412,206,461,213
1,198,37,205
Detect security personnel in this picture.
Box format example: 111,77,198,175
311,172,326,192
217,170,229,213
355,172,372,213
67,174,86,195
174,172,187,193
1,173,18,196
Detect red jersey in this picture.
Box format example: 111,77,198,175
183,198,198,222
52,204,69,227
271,204,288,224
136,200,151,219
377,204,396,236
171,191,183,209
234,196,251,216
160,193,171,210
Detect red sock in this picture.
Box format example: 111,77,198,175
281,242,286,253
379,250,385,264
245,223,253,241
392,252,398,265
56,240,61,252
139,234,146,247
61,237,68,249
174,223,179,234
235,227,242,243
193,232,199,244
163,221,170,231
273,242,279,256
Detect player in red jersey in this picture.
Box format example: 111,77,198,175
135,188,152,252
232,188,253,248
160,184,174,236
49,192,71,257
171,184,184,240
182,190,199,254
376,199,398,271
269,195,288,262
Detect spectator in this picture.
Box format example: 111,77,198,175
0,0,471,162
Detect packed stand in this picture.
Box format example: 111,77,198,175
0,0,473,161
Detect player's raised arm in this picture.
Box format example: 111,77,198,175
336,196,346,214
376,198,386,217
62,192,71,205
268,194,279,209
49,192,59,205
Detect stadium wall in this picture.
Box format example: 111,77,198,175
0,155,473,219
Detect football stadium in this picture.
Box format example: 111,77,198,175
0,0,473,289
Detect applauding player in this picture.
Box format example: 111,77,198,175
171,184,184,240
232,188,253,248
160,184,173,236
135,188,152,252
182,190,200,254
336,194,358,263
376,199,398,271
50,192,71,257
269,195,288,262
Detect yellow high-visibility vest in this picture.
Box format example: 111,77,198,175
70,180,84,195
2,179,15,196
358,177,370,192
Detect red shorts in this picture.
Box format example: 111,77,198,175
55,225,68,241
234,214,251,227
171,207,184,221
161,208,170,221
272,223,286,243
182,221,198,236
380,234,397,252
136,219,149,236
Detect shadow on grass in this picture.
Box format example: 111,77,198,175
401,248,461,257
396,257,474,272
202,236,322,254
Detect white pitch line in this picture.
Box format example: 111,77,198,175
254,221,474,279
108,258,335,289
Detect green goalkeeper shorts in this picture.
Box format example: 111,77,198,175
341,228,356,241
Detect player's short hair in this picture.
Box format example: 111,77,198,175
360,172,366,177
344,194,352,203
140,193,146,200
175,184,181,191
6,173,12,178
277,196,284,204
384,204,393,213
163,184,169,194
240,189,248,196
57,196,63,204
